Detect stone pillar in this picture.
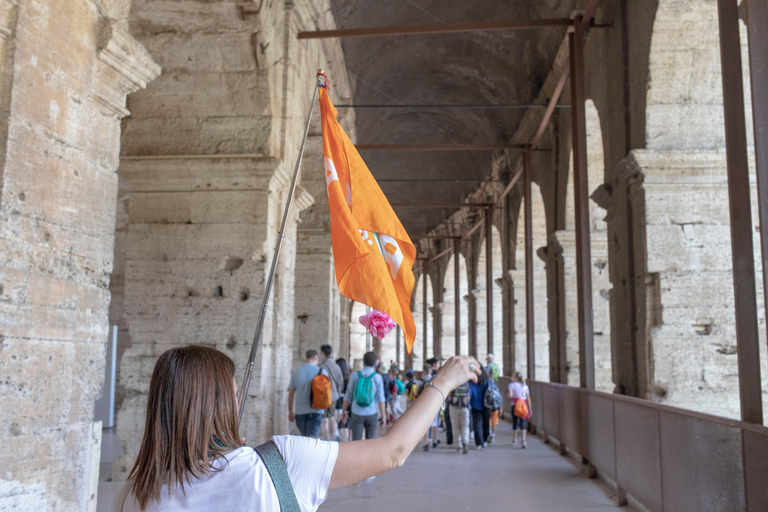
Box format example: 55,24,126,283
609,150,767,418
438,301,455,358
552,230,613,391
112,0,353,476
0,1,159,509
294,231,339,361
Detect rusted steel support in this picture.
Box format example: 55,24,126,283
717,0,764,424
336,104,570,110
569,17,596,391
396,325,401,368
454,239,462,356
298,18,573,40
524,150,535,381
356,143,529,151
745,0,768,364
422,262,429,366
391,202,494,208
486,207,495,357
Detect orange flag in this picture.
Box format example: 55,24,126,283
319,86,417,353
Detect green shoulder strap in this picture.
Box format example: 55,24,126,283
255,440,301,512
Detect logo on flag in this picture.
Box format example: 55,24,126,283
319,87,417,353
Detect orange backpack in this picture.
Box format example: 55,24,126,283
514,397,529,418
310,369,333,410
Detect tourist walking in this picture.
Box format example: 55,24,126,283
336,357,351,442
341,351,386,441
318,345,345,442
448,381,471,454
508,371,532,448
288,349,328,437
469,367,491,450
388,365,405,421
485,353,501,444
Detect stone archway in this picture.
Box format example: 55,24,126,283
556,99,613,392
412,272,434,370
475,226,504,372
512,182,550,381
442,252,470,358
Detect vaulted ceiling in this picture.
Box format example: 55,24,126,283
330,0,580,236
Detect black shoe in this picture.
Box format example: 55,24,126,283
422,444,429,452
432,441,438,448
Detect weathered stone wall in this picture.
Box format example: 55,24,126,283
0,0,159,509
111,0,353,478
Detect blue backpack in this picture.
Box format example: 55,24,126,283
353,371,375,407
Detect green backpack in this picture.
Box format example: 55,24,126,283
353,370,375,407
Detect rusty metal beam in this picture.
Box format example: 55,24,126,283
298,18,574,40
391,202,493,208
396,325,401,369
336,103,570,109
454,239,461,356
486,206,494,358
570,17,596,391
717,0,764,425
356,143,529,151
377,178,506,183
745,0,768,379
524,150,535,382
422,261,429,365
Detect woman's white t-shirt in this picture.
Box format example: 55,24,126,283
507,382,530,401
117,436,338,512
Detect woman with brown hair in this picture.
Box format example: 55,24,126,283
115,345,480,511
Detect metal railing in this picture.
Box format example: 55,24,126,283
510,380,768,512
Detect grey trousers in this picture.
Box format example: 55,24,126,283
350,412,378,440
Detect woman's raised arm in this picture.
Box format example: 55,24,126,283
329,355,480,489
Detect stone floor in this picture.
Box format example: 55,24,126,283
98,421,623,511
320,422,622,511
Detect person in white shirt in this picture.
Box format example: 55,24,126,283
507,371,532,448
114,345,480,512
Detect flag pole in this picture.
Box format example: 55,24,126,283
238,70,326,423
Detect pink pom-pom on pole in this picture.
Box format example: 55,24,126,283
359,309,396,339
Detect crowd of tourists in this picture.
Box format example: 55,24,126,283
287,347,533,452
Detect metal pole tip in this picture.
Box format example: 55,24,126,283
317,69,325,75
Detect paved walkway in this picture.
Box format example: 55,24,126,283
320,421,620,511
99,421,622,511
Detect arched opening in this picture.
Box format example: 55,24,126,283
561,99,613,392
443,252,470,359
412,272,434,371
514,183,550,381
475,226,504,373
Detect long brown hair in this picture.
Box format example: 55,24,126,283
128,345,241,510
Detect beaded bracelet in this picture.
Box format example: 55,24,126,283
424,381,446,411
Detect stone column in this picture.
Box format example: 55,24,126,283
293,231,339,361
552,230,612,391
609,150,766,418
438,301,455,358
0,1,159,510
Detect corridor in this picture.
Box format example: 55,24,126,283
321,421,618,511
